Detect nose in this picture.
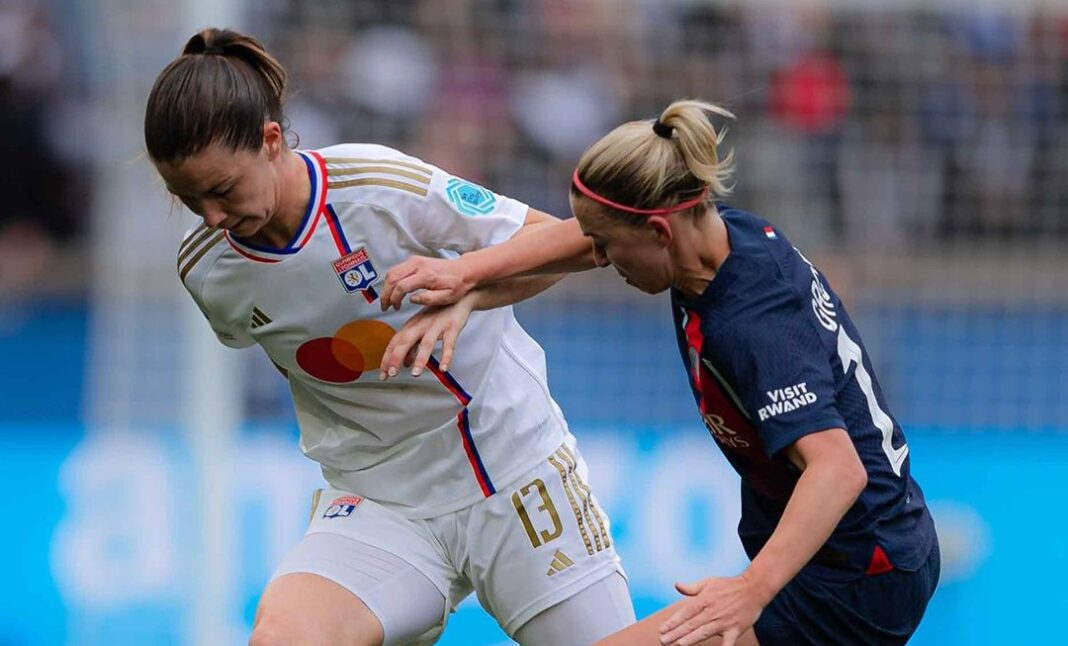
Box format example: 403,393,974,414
200,200,227,228
591,242,611,268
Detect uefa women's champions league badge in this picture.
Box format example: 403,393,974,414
322,495,364,519
332,246,380,302
445,177,497,216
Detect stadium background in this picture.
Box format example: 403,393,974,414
3,0,1066,643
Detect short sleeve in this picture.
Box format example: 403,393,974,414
185,281,255,349
320,145,528,254
177,233,255,349
412,170,528,253
715,297,846,457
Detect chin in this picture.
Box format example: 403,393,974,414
234,218,263,237
622,277,663,295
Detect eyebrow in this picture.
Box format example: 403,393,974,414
163,176,232,198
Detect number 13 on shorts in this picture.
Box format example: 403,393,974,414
512,478,562,548
512,445,611,556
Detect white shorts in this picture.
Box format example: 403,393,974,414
272,437,626,644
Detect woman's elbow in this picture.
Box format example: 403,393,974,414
842,457,868,501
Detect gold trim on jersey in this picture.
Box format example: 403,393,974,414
328,177,430,197
177,223,212,266
327,165,431,184
548,452,594,556
324,157,432,176
178,231,225,282
559,445,611,549
326,158,432,197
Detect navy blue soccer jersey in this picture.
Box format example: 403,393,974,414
672,206,936,578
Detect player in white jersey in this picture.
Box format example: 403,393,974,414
145,28,633,646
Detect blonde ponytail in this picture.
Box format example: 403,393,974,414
572,99,734,225
657,100,735,198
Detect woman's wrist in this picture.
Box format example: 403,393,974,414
740,562,782,607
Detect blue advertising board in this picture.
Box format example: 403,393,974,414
2,423,1064,645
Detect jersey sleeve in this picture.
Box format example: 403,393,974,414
176,227,255,349
403,169,528,253
320,145,528,253
185,284,256,349
716,294,846,457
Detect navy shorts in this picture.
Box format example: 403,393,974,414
754,541,940,646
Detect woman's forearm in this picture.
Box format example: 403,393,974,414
742,449,867,603
469,274,568,311
462,217,594,286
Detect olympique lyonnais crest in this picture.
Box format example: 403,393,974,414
322,495,364,519
332,247,379,302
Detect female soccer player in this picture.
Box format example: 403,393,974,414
380,100,940,646
145,28,634,646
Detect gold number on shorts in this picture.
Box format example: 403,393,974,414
511,478,563,548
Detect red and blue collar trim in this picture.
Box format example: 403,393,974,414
225,150,328,263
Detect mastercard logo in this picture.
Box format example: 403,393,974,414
295,320,396,383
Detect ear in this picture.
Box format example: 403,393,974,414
647,215,673,247
263,121,284,160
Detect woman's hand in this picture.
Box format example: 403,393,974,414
659,573,769,646
380,256,473,312
378,295,476,380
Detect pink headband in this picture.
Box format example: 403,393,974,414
571,168,708,216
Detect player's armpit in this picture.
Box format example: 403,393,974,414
594,604,759,646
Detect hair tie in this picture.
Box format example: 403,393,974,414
652,119,674,139
202,45,225,56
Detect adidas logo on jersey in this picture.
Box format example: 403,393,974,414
250,306,272,329
546,549,574,576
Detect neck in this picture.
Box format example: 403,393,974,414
246,149,311,248
672,210,730,299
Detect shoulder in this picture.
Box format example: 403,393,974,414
176,222,229,294
315,143,435,203
720,205,820,304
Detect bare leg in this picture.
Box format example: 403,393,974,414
250,572,385,646
594,604,760,646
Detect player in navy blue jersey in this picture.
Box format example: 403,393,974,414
379,99,940,646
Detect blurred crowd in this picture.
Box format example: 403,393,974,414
256,0,1068,252
0,0,89,294
4,0,1068,294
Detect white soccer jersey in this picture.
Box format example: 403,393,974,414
177,143,570,517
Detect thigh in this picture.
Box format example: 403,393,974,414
463,440,628,638
252,571,385,646
514,571,636,646
258,490,453,646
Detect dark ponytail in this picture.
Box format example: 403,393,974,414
144,27,289,162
